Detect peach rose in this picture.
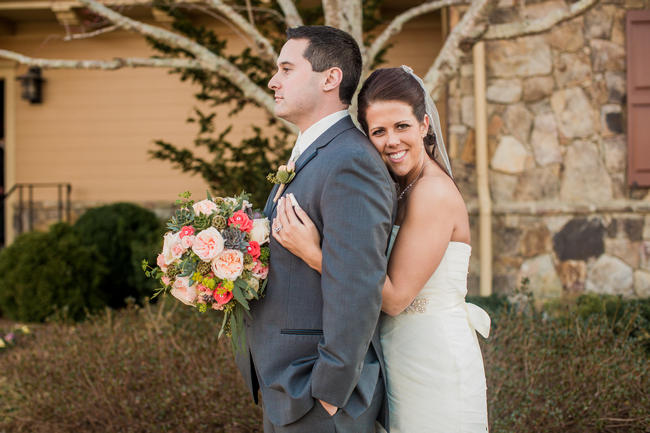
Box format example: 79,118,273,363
170,276,197,306
211,249,244,280
162,232,183,265
249,218,270,245
193,199,218,216
192,227,225,261
161,275,171,286
157,253,168,272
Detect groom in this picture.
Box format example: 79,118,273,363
235,26,395,433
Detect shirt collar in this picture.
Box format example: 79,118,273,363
293,110,349,158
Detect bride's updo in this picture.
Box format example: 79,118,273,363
357,67,448,176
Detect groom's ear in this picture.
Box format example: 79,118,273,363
321,67,343,93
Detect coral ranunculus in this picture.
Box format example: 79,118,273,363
211,249,244,280
213,287,233,306
246,241,261,260
179,225,195,238
228,210,253,232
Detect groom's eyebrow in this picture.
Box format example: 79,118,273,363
278,61,294,67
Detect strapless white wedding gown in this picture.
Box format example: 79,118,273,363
378,226,490,433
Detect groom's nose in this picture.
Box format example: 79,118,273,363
268,73,280,90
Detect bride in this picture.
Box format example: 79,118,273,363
272,66,490,433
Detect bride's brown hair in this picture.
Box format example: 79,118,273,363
357,67,452,179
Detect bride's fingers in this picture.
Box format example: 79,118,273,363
284,198,300,226
277,197,291,230
289,195,314,229
271,217,282,241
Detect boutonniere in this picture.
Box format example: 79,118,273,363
267,160,296,203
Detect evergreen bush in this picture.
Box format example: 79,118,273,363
0,223,108,322
74,202,164,308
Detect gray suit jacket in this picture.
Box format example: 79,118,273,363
236,116,396,427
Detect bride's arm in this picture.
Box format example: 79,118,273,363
381,178,457,315
274,183,459,316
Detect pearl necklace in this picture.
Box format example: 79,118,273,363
397,162,426,201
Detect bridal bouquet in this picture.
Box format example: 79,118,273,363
143,191,270,345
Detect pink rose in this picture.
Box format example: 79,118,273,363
246,241,261,260
180,235,195,249
213,287,234,306
161,275,171,286
170,276,197,306
211,249,244,280
251,261,269,279
179,226,195,238
197,283,210,293
157,253,168,272
192,227,225,261
228,210,253,232
162,232,183,265
171,241,186,259
193,199,218,216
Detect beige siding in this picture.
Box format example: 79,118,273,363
2,13,443,206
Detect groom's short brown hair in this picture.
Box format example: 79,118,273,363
286,26,362,105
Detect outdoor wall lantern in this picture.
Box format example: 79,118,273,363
17,67,44,104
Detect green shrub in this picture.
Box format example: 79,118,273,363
74,202,164,308
0,298,262,433
485,301,650,433
0,223,108,322
1,295,648,432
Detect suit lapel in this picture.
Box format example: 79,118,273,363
269,116,357,216
264,183,280,218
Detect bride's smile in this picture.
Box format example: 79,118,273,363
365,100,429,184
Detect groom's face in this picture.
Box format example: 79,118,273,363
268,39,323,130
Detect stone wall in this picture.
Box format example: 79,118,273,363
449,0,650,298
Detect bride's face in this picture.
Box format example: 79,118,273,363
365,100,429,180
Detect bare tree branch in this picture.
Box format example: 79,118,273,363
322,0,339,28
63,24,119,41
277,0,303,27
483,0,599,40
78,0,275,119
364,0,467,69
337,0,364,53
423,0,496,99
0,49,202,70
244,0,255,25
205,0,277,62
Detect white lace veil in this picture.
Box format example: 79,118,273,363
400,65,453,178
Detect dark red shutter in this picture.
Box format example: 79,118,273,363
627,10,650,187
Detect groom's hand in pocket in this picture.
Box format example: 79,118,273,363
318,399,338,416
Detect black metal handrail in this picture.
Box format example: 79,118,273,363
2,183,72,234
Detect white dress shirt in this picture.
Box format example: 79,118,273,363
289,110,349,162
